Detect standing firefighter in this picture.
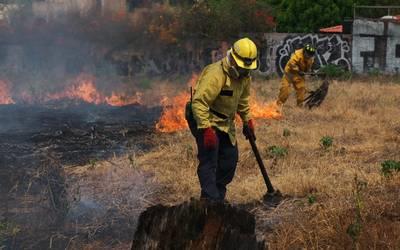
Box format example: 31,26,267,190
277,44,316,107
190,37,258,202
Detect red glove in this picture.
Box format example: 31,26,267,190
203,127,217,150
243,119,256,140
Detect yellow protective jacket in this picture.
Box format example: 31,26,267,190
284,48,314,80
192,57,251,145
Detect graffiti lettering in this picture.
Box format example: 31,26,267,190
275,34,351,76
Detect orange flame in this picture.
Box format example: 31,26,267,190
45,74,141,106
250,99,283,120
0,80,15,105
47,75,103,104
155,92,189,132
156,73,198,132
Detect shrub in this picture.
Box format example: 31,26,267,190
381,160,400,177
367,68,382,77
267,145,288,158
320,136,333,149
318,64,351,80
308,194,316,204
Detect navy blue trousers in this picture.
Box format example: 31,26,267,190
195,129,238,201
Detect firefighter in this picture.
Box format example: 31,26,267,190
191,37,258,202
277,44,316,107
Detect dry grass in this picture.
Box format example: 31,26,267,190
133,78,400,249
78,78,400,248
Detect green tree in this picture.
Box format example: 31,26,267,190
266,0,400,33
267,0,343,32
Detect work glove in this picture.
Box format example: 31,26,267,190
203,127,218,150
243,119,256,141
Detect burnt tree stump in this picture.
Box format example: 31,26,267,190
132,199,264,250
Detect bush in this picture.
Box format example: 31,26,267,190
267,145,288,158
367,68,382,77
381,160,400,177
308,194,316,204
320,136,333,149
318,64,351,80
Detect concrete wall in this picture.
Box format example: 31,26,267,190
0,34,353,78
352,19,400,73
352,36,376,73
386,22,400,73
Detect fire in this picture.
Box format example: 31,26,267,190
250,99,283,120
49,76,103,104
45,74,141,106
155,92,189,133
156,73,198,132
0,80,15,105
0,74,140,106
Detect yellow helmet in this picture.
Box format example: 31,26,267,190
229,37,258,70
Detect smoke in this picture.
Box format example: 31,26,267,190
0,2,179,103
65,157,159,240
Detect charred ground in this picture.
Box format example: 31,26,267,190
0,103,160,249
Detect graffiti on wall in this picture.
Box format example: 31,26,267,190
274,34,351,76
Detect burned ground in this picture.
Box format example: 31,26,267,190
0,103,161,249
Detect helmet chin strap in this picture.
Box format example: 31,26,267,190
226,52,251,79
227,53,240,79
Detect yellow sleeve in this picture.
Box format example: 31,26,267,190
192,66,224,129
286,53,300,73
237,78,251,123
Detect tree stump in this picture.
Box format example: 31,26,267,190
132,199,264,250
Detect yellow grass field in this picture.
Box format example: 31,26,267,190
81,78,400,249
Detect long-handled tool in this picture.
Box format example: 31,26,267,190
244,127,282,204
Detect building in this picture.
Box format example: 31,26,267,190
352,18,400,73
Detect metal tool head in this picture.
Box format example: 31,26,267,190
262,189,284,207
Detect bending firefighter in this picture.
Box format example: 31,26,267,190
277,44,316,107
189,38,258,202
